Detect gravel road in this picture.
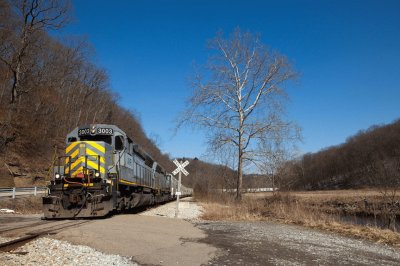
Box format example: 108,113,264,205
1,197,400,265
196,220,400,265
54,216,216,265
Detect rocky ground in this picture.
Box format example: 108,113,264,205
0,237,137,266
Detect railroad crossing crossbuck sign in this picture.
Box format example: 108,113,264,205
172,159,189,176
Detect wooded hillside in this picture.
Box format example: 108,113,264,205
0,0,173,186
278,119,400,190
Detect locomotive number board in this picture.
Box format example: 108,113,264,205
78,128,114,136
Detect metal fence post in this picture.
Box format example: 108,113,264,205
34,186,37,196
12,187,16,199
175,170,181,218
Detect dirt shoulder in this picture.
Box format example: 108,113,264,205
54,214,217,265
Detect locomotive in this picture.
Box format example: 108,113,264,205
42,124,192,219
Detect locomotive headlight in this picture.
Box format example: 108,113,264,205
55,173,60,179
95,172,100,177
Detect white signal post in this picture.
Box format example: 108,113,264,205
172,159,189,218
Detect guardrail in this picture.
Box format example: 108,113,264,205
0,187,47,199
220,188,277,193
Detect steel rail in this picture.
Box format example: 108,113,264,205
0,220,91,252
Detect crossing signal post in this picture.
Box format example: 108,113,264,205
172,159,189,218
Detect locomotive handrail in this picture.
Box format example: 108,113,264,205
58,155,71,176
83,154,101,174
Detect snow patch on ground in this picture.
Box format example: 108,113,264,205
0,209,15,214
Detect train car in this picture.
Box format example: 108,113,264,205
42,124,191,219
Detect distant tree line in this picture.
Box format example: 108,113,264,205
0,0,173,184
178,157,274,196
174,157,235,196
278,119,400,190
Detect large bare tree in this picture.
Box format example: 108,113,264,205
179,29,298,199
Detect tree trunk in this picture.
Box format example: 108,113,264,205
236,127,243,200
236,149,243,200
11,69,19,104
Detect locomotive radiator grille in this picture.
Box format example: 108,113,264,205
65,141,106,177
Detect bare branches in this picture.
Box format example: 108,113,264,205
0,0,71,104
179,28,299,199
17,0,70,31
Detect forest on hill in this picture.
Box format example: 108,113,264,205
278,119,400,190
0,0,174,186
0,0,237,190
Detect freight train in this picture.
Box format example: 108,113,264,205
42,124,192,219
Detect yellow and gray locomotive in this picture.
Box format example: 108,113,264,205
43,124,188,219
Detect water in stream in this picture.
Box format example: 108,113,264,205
337,214,400,232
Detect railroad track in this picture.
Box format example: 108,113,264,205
0,220,92,252
0,220,53,235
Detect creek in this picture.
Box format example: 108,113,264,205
336,213,400,232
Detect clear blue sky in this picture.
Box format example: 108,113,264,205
60,0,400,159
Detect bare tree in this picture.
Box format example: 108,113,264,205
0,0,70,104
179,29,298,199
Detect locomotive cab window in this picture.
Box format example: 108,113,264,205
127,138,134,155
67,137,77,143
80,135,112,145
115,135,124,151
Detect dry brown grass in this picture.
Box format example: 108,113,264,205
198,190,400,247
0,196,42,214
201,197,265,221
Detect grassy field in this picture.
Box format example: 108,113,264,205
198,189,400,247
249,189,400,214
243,189,386,202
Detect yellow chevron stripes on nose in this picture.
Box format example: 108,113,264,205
71,163,105,177
66,141,105,155
66,141,79,154
85,148,105,164
65,148,79,164
67,157,83,173
72,167,83,177
65,141,106,176
86,160,105,173
83,141,105,154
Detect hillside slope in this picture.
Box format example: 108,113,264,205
0,0,173,186
279,119,400,190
